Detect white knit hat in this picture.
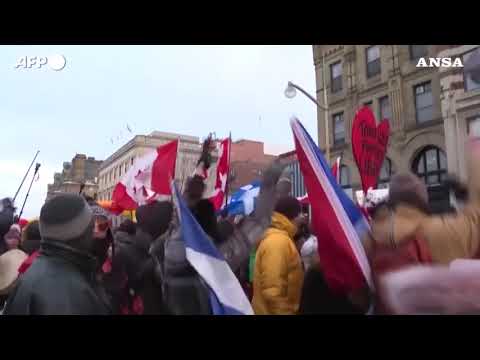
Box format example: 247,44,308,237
0,249,28,295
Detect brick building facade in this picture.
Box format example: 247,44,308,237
228,139,276,193
437,45,480,185
97,131,218,202
313,45,459,212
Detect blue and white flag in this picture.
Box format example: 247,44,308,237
223,180,261,216
172,182,254,315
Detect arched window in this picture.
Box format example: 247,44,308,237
412,146,447,186
378,158,393,188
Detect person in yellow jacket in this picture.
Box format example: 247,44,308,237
252,196,305,315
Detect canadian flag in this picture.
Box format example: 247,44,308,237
209,137,231,211
110,140,178,214
330,156,342,184
193,162,209,180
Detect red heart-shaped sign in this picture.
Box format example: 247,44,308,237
351,107,390,195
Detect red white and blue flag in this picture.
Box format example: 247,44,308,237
291,118,373,294
331,156,342,184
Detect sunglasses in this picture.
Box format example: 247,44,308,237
95,217,110,232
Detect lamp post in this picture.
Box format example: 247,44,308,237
285,55,330,162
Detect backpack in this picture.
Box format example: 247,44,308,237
150,226,212,315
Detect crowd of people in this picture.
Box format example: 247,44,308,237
0,137,480,315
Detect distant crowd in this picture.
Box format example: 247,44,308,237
1,137,480,315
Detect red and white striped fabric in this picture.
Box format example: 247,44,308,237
297,194,309,205
331,156,342,184
209,138,231,211
110,140,178,214
292,118,373,294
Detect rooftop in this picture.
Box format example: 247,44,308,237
100,131,204,171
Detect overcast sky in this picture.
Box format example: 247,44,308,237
0,45,317,219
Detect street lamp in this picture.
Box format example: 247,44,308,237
284,83,297,99
284,55,330,162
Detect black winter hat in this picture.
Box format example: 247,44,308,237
136,201,173,239
117,219,136,235
40,194,93,242
275,196,302,220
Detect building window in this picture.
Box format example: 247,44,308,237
379,96,392,122
339,165,350,188
412,146,447,186
414,82,434,124
330,61,342,93
378,158,393,189
333,112,345,145
366,46,381,78
468,115,480,136
463,47,480,92
409,45,428,61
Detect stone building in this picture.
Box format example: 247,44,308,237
97,131,218,203
47,154,103,201
229,139,276,193
313,45,455,212
437,45,480,184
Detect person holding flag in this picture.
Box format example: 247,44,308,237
150,159,285,314
291,117,373,313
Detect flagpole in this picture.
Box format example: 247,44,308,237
13,150,40,203
224,133,232,210
18,163,41,221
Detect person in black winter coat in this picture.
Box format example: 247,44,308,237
150,161,286,315
4,194,110,315
107,201,172,315
298,256,363,315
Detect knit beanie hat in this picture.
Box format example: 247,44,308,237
136,201,173,239
0,249,28,295
274,196,302,220
90,203,110,219
389,173,429,213
39,194,93,242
